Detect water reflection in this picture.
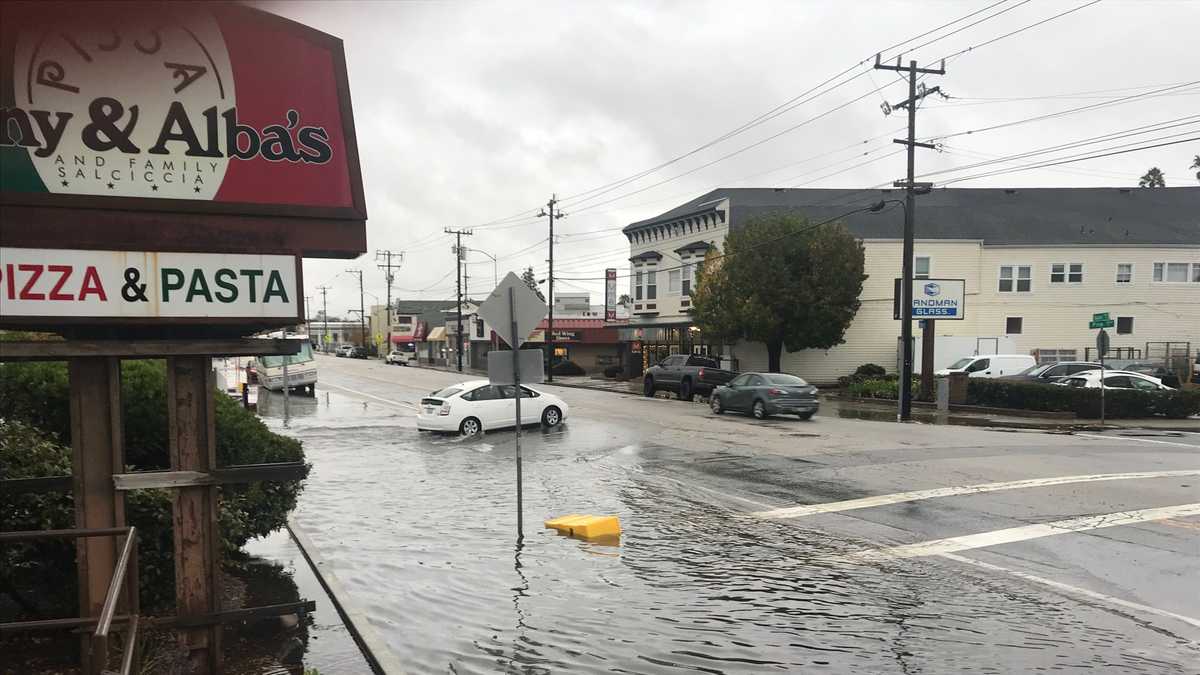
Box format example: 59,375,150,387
266,390,1198,673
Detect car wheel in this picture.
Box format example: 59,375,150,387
679,378,694,402
459,417,482,436
710,396,723,414
796,412,814,420
643,377,655,397
752,400,768,420
541,406,562,427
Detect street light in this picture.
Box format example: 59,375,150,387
464,247,499,289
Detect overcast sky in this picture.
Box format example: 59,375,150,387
266,0,1199,319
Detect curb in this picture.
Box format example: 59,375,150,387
286,519,405,675
835,395,1076,420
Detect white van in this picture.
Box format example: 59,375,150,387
935,354,1036,378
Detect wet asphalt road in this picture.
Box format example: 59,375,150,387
259,354,1199,673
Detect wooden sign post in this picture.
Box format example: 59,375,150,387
0,3,367,672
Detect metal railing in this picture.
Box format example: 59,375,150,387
0,526,140,674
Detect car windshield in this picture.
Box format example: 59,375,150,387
763,374,807,385
429,386,463,398
947,357,974,369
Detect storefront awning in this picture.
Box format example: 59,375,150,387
426,326,447,341
390,334,416,344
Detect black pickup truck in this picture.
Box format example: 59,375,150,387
643,354,737,401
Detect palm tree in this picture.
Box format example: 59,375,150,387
1138,167,1166,188
1190,155,1200,183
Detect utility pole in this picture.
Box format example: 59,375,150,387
875,54,944,422
445,228,473,371
317,285,330,352
538,195,565,381
376,250,404,355
346,268,365,349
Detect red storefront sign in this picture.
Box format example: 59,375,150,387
1,1,366,260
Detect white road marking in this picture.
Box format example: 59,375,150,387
849,502,1200,562
939,552,1200,630
754,470,1200,519
319,381,416,411
1075,433,1200,448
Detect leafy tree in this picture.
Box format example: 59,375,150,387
521,266,545,302
691,214,867,372
618,293,632,305
1138,166,1166,187
1190,155,1200,183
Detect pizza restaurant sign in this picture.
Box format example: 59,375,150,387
0,2,363,218
0,248,298,321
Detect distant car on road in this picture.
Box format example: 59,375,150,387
335,344,354,357
1000,361,1101,384
417,380,569,435
1057,370,1174,391
643,354,737,401
1104,360,1182,388
710,372,819,420
385,349,415,366
935,354,1035,378
349,346,369,359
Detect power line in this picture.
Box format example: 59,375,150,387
936,135,1200,185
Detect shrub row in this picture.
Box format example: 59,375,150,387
0,360,309,612
967,379,1200,419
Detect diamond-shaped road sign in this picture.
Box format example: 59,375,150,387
476,271,548,349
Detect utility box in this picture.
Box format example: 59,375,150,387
947,372,969,405
936,377,951,411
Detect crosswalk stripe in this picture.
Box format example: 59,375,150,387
849,502,1200,562
753,470,1200,519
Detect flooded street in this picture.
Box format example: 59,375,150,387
256,356,1200,673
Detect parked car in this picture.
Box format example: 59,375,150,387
349,346,369,359
710,372,819,420
386,349,416,366
1057,370,1174,391
1104,360,1182,388
935,354,1035,378
1001,361,1101,384
335,344,354,357
643,354,737,401
1193,354,1199,384
417,380,569,435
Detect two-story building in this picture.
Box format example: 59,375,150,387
622,187,1199,382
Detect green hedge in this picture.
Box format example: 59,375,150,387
0,360,309,612
844,376,920,400
968,379,1200,419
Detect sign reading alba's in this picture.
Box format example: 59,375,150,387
1,248,299,321
0,1,366,264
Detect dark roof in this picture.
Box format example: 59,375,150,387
393,299,456,328
674,239,715,254
630,250,664,262
625,187,1200,245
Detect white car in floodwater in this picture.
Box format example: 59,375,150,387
417,380,568,435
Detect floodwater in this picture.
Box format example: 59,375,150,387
257,389,1198,673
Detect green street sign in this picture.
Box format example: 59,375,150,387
1089,319,1114,329
1092,312,1110,322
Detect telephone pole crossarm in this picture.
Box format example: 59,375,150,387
444,228,474,372
537,195,565,381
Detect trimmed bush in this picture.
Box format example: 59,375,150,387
967,379,1200,419
853,363,887,378
0,360,308,611
550,360,586,376
844,376,919,399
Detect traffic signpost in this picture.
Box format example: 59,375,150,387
477,272,549,540
1093,316,1111,426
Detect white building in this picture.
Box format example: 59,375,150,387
622,187,1200,382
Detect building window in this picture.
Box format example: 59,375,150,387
1005,317,1023,334
1116,316,1133,334
1153,262,1199,283
1050,263,1083,283
1115,263,1133,284
915,256,931,279
646,271,657,300
999,265,1031,292
475,319,485,339
668,269,681,294
1037,349,1078,364
635,272,643,300
682,262,693,296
